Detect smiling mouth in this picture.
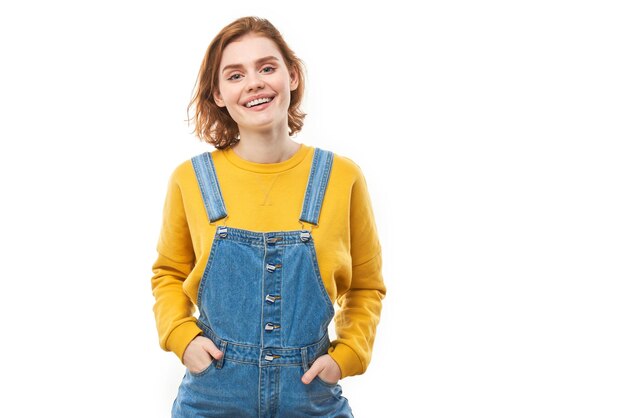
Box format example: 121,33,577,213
244,97,274,108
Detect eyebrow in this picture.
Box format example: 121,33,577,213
221,56,280,74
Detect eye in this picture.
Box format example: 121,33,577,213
261,66,276,74
227,73,243,81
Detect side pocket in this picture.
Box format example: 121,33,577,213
313,375,339,388
188,359,214,377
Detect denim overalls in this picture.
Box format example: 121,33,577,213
171,148,354,417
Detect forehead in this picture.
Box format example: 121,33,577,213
220,34,285,70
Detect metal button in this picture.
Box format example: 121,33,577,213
264,322,281,331
300,231,311,242
266,236,283,245
266,263,282,273
265,294,281,303
264,353,280,361
217,226,228,238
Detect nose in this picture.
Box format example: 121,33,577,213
246,72,265,91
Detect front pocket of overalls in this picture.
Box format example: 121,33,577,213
296,365,342,403
313,374,339,388
188,360,214,377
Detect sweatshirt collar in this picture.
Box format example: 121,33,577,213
221,143,312,174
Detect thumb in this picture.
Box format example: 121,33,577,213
202,338,224,360
301,361,323,385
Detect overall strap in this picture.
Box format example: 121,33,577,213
299,148,334,226
191,152,228,223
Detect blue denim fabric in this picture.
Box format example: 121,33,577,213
299,148,334,226
172,149,353,417
190,152,227,222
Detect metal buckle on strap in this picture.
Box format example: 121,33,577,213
299,222,312,242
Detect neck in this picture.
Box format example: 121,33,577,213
233,126,300,163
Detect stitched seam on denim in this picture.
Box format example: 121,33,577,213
188,361,214,377
260,242,268,350
300,348,308,372
200,153,216,220
301,149,321,224
300,149,333,225
271,367,279,417
310,151,333,225
204,153,228,221
197,320,330,350
299,147,320,223
191,154,212,223
217,341,227,369
278,245,284,348
196,319,330,358
305,237,335,319
195,236,221,317
257,363,262,418
314,375,338,387
192,152,227,222
222,358,258,366
212,226,314,246
307,378,338,399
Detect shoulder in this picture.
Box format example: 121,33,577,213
170,159,193,180
325,149,367,185
167,156,201,190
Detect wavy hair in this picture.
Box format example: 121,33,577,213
187,17,306,149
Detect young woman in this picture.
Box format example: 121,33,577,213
151,16,386,417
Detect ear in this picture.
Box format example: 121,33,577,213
289,68,299,91
213,90,226,107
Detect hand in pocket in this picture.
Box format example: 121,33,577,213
182,335,223,374
301,354,342,385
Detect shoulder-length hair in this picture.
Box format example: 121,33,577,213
188,16,306,149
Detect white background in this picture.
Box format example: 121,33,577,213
1,1,625,417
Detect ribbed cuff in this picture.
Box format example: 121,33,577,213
327,342,364,378
166,321,203,363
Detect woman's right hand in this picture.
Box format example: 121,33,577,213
182,335,224,374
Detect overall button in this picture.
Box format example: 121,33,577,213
266,236,283,245
217,226,228,238
264,322,281,332
300,230,311,242
266,263,282,273
265,294,281,303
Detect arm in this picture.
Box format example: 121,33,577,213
151,168,203,362
328,167,387,378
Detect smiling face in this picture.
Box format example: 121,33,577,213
213,34,299,136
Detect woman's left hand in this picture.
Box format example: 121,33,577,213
301,354,342,385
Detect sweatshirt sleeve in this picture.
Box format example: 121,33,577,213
328,166,386,378
151,166,203,362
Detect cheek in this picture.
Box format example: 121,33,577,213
221,91,237,106
217,83,239,105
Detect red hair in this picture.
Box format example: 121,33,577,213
188,17,306,149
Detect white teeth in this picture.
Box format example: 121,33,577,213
245,97,272,108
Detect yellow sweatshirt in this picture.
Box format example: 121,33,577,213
151,143,386,378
